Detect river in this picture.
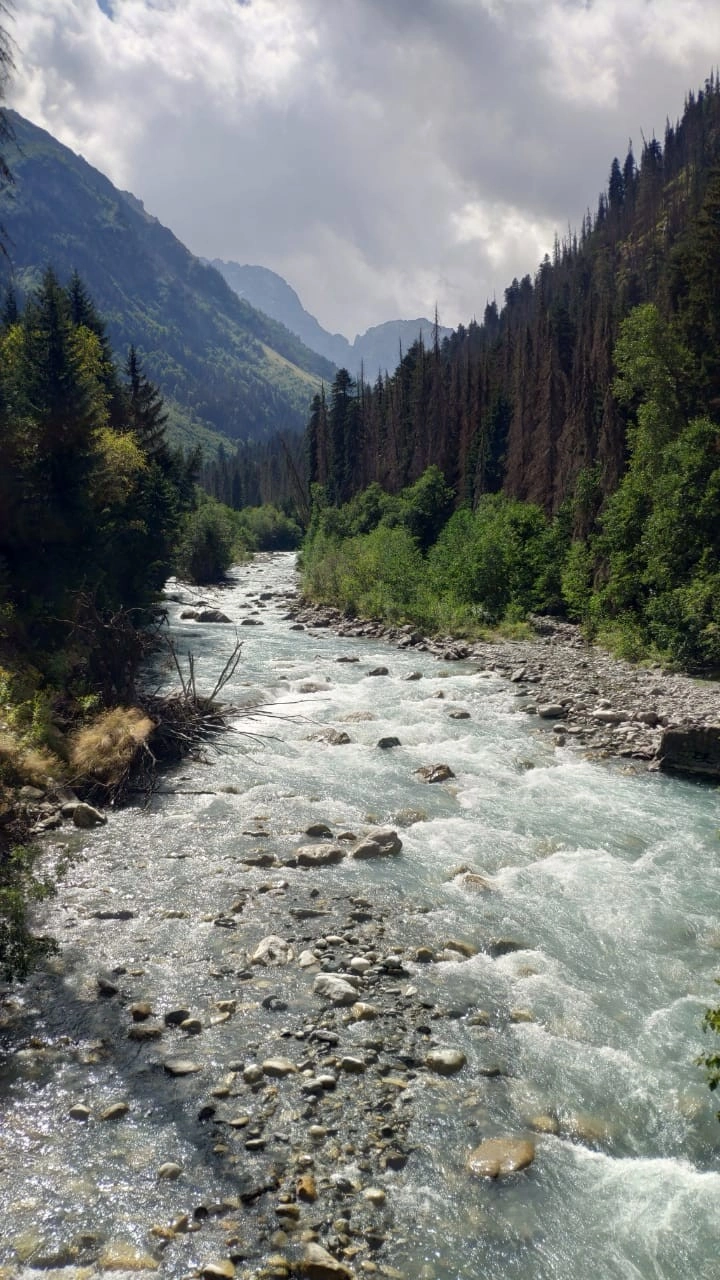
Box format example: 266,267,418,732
1,552,719,1279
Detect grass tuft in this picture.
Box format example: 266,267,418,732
69,707,155,786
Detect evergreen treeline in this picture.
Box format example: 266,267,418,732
201,431,310,523
306,78,720,521
0,267,198,700
298,79,720,669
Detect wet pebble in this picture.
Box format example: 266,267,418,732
99,1101,129,1121
425,1049,467,1075
163,1058,203,1076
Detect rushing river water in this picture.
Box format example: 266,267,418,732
1,552,719,1280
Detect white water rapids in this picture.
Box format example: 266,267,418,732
0,552,718,1279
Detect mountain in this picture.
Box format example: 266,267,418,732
0,113,337,453
209,259,452,376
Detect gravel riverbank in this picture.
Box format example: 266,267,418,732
288,598,720,774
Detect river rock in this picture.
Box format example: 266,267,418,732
404,671,423,681
659,725,720,779
97,975,119,997
529,1114,560,1135
448,710,471,719
563,1112,612,1146
300,1242,355,1280
201,1263,236,1280
180,607,231,623
444,939,477,958
98,1241,160,1270
129,1001,153,1021
367,666,389,677
163,1058,202,1075
487,938,525,957
426,1048,467,1075
466,1137,536,1178
363,1186,386,1205
415,763,455,783
301,1073,337,1094
262,1057,298,1077
180,1017,203,1034
157,1162,184,1179
352,827,402,859
458,872,492,893
306,822,334,837
313,974,359,1005
128,1023,162,1041
349,1001,379,1020
377,736,401,749
297,843,346,867
72,802,107,828
252,935,295,965
164,1008,191,1026
297,1172,318,1201
537,704,565,719
69,1102,92,1121
99,1101,129,1121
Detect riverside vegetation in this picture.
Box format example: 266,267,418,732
0,269,221,978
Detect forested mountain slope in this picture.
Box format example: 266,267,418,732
307,79,720,519
0,113,336,452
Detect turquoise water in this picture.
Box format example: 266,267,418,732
1,552,718,1278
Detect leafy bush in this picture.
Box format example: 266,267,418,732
175,500,235,583
234,504,302,551
428,495,563,625
302,471,565,633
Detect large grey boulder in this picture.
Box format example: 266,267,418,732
352,827,402,859
658,725,720,779
296,843,346,867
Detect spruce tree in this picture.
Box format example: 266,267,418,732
125,345,169,461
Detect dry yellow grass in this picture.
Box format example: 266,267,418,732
69,707,155,786
0,730,64,787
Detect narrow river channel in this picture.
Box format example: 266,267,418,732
1,552,719,1280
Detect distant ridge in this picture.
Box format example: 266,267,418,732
209,259,452,377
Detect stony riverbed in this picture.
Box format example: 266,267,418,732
2,553,719,1280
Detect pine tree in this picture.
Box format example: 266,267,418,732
125,345,169,461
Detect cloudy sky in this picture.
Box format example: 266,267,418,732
8,0,720,338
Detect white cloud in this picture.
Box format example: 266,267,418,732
7,0,720,335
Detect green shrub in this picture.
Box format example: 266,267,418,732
176,500,235,584
235,504,302,551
